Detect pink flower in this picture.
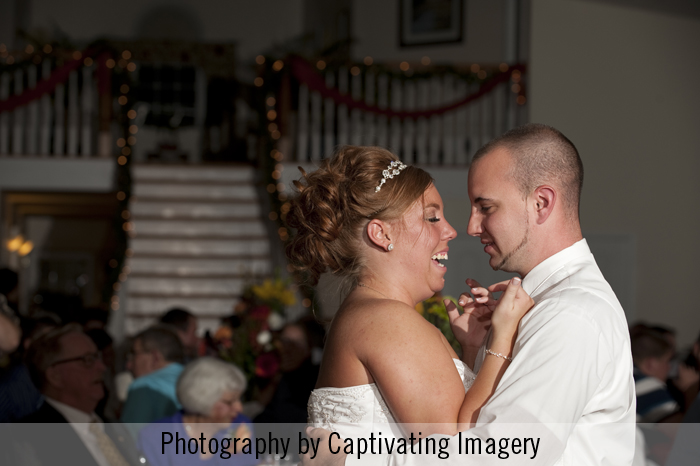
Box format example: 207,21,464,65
250,305,271,321
255,352,279,378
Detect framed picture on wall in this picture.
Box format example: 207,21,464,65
400,0,464,47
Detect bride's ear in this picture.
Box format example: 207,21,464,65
366,219,391,250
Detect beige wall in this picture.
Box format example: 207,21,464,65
530,0,700,346
28,0,304,59
351,0,508,64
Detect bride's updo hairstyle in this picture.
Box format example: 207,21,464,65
286,146,433,285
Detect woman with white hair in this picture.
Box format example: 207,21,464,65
137,357,257,466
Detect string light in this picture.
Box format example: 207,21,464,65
421,56,431,66
121,210,130,220
266,96,276,106
118,156,127,165
84,57,93,66
517,95,526,105
271,130,280,140
109,259,119,268
254,77,264,87
266,110,277,121
125,248,134,257
511,84,521,93
269,212,278,221
106,59,115,69
399,62,409,72
302,298,311,307
118,96,128,105
316,60,326,70
122,50,132,60
129,125,138,134
128,136,137,145
255,55,265,65
6,235,24,252
43,44,52,54
72,51,82,60
127,62,136,72
271,170,281,180
268,123,278,132
128,110,137,119
117,191,126,201
25,45,34,54
272,60,284,71
364,56,373,66
117,138,126,148
120,84,129,93
350,66,361,76
122,147,131,155
470,64,480,73
477,70,487,79
276,183,285,192
267,184,276,193
499,63,509,72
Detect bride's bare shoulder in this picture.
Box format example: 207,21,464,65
330,296,432,340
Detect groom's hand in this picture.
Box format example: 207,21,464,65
445,278,495,368
300,427,346,466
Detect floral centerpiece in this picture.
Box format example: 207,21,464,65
214,275,296,384
416,295,461,354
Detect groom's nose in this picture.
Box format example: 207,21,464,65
467,211,482,237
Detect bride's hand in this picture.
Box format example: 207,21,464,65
488,277,534,341
445,278,495,350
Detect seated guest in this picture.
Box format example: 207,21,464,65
121,325,185,434
159,307,199,360
631,326,681,422
138,357,256,466
0,313,59,422
254,317,324,424
6,324,143,466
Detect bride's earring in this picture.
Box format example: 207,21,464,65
387,244,394,251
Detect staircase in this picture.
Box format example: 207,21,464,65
123,164,273,336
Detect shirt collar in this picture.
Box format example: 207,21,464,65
521,238,591,297
45,397,96,424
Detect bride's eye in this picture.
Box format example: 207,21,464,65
426,217,440,223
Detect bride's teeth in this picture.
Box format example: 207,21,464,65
431,253,448,261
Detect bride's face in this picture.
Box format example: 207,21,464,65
393,184,457,301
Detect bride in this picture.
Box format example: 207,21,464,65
286,146,533,440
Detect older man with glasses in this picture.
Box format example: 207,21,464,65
4,324,145,466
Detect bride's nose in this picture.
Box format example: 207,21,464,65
443,219,457,240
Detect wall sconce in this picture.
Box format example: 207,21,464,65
6,235,34,256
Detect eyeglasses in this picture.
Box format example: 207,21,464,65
50,351,103,368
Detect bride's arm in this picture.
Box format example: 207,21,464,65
360,279,532,437
454,277,534,429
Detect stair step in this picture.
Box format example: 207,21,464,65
130,238,270,256
127,296,239,314
132,219,267,237
125,316,224,337
133,183,258,201
127,257,273,276
127,277,247,295
133,164,255,183
130,201,261,219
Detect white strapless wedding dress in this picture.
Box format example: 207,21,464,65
307,359,475,440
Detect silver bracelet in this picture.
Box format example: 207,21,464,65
485,349,513,362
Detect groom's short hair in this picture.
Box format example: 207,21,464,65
472,124,584,221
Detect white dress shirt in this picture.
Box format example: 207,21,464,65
45,398,112,466
346,239,636,466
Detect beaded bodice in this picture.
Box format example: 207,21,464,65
307,358,475,440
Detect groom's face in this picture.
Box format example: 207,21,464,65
467,147,531,274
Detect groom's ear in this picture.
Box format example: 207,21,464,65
531,185,556,224
366,219,391,249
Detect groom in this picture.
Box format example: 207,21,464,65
303,124,636,465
